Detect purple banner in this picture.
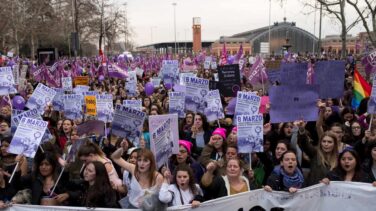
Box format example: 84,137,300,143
313,60,345,99
280,63,307,85
269,85,319,123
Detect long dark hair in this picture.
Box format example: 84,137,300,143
33,152,60,181
334,149,363,181
172,164,198,195
77,139,105,158
59,119,74,136
84,161,114,207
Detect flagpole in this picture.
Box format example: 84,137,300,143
268,0,271,56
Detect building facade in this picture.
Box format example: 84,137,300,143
211,18,319,56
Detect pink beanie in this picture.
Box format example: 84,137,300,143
232,127,238,133
179,140,193,154
212,128,227,140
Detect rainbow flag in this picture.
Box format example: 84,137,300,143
352,69,371,109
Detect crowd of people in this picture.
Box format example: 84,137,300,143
0,52,376,210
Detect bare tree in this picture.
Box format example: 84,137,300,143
301,0,364,58
347,0,376,48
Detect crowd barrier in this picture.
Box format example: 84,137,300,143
5,181,376,211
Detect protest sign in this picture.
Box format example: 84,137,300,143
73,85,90,94
209,80,219,90
184,76,209,113
123,99,142,111
52,88,65,111
12,65,19,85
313,60,345,99
62,77,73,91
179,72,196,86
96,94,113,123
235,91,261,117
204,56,212,69
26,83,56,114
3,182,376,211
269,85,319,123
149,114,179,154
280,63,308,85
149,114,179,165
151,77,161,88
161,60,179,85
8,117,48,158
74,76,89,86
76,120,105,136
259,96,270,114
135,67,144,77
236,114,263,153
65,139,85,162
368,75,376,114
204,90,225,122
150,118,174,168
125,71,137,96
218,64,241,97
168,92,186,118
63,94,82,120
85,95,97,116
112,105,146,144
0,67,15,87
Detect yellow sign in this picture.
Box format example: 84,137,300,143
85,96,97,116
74,76,89,86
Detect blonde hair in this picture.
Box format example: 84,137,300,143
317,131,338,170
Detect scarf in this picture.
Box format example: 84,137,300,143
274,165,304,189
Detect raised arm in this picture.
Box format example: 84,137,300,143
110,140,135,174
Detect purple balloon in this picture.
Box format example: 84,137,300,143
164,83,172,90
227,56,235,65
145,82,155,96
12,95,26,110
99,75,105,82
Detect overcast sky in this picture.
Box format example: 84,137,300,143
114,0,365,47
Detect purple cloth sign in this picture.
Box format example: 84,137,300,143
313,60,345,99
269,85,319,123
280,63,308,85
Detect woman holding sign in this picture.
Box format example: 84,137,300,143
111,140,163,209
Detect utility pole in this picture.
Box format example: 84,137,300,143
172,2,177,55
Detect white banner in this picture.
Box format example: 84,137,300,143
4,182,376,211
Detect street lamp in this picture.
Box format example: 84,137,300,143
172,2,177,55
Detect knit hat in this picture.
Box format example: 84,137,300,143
232,127,238,133
179,140,193,154
212,128,227,140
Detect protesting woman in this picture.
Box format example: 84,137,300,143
264,150,304,193
77,140,123,191
159,164,203,207
187,113,212,157
201,158,250,200
321,148,372,184
297,128,339,186
80,161,118,208
111,140,163,208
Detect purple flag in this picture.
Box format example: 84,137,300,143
247,56,268,84
108,63,128,79
362,50,376,77
306,61,314,85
